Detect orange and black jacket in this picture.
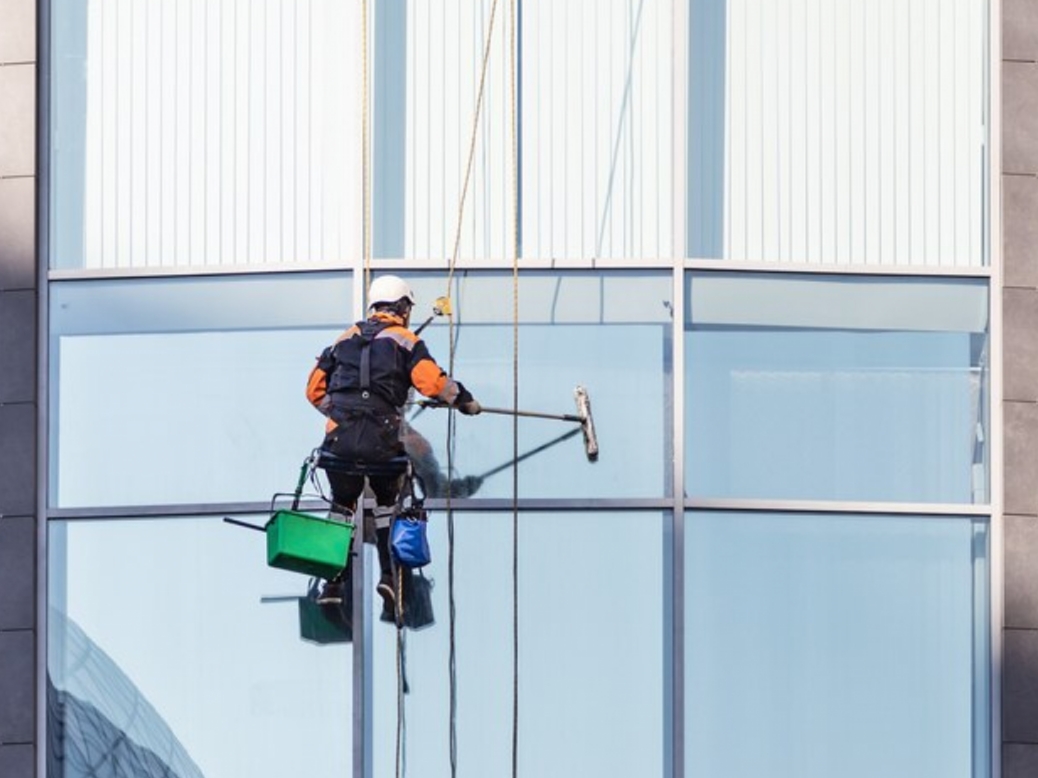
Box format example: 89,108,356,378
306,311,469,432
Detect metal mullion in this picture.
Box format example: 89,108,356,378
671,259,685,778
683,257,993,278
670,0,689,770
37,0,53,772
685,497,992,517
985,0,1002,775
47,497,677,521
351,106,371,777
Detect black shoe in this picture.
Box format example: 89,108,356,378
316,580,345,606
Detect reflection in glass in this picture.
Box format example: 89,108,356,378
397,271,672,499
48,610,206,778
49,517,352,778
394,2,677,262
371,511,668,777
711,0,985,267
686,511,989,778
50,0,364,270
50,274,350,508
685,273,989,503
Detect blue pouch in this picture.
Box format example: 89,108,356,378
391,511,431,568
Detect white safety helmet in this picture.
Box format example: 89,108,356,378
367,274,416,311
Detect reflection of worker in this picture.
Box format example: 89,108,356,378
401,412,483,499
305,275,481,614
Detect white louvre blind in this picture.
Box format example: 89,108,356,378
64,0,363,269
405,0,677,262
723,0,987,267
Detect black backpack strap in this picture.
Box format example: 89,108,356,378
359,338,372,392
358,319,391,396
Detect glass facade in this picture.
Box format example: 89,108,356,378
43,1,995,778
49,516,353,778
49,273,353,507
685,511,989,778
370,511,667,777
50,0,365,270
685,273,990,503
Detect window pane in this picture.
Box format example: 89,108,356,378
371,510,668,776
399,271,671,498
48,516,351,777
390,1,677,262
685,511,990,778
50,0,363,270
50,273,351,507
693,0,987,266
685,273,989,503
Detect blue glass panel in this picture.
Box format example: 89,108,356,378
685,511,989,778
48,516,351,778
49,273,351,508
685,273,989,503
371,510,668,776
379,271,671,499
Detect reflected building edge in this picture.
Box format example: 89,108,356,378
47,609,205,778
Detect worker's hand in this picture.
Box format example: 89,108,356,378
458,399,482,416
454,383,482,415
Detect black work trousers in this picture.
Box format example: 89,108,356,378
321,418,405,580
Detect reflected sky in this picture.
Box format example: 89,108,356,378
50,517,353,778
686,512,988,778
51,271,672,507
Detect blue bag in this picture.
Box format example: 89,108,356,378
390,511,431,568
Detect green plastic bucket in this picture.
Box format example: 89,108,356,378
265,510,354,579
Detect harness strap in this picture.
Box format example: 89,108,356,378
360,338,372,394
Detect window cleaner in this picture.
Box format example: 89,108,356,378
305,274,481,616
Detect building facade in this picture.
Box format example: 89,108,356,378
2,0,1038,776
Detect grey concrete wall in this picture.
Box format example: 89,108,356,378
1004,1,1038,775
0,0,36,774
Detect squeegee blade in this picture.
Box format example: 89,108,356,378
574,385,599,462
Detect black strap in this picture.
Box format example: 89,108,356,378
360,339,372,392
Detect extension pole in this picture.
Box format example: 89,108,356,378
473,405,584,424
417,384,599,462
417,401,580,424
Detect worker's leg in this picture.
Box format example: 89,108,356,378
315,471,364,606
369,473,405,616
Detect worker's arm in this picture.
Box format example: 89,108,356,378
306,327,359,417
408,340,481,415
306,346,335,416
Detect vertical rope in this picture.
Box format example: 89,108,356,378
394,568,406,778
444,0,501,305
362,0,372,297
443,5,502,776
508,2,520,776
446,412,458,778
395,566,406,778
